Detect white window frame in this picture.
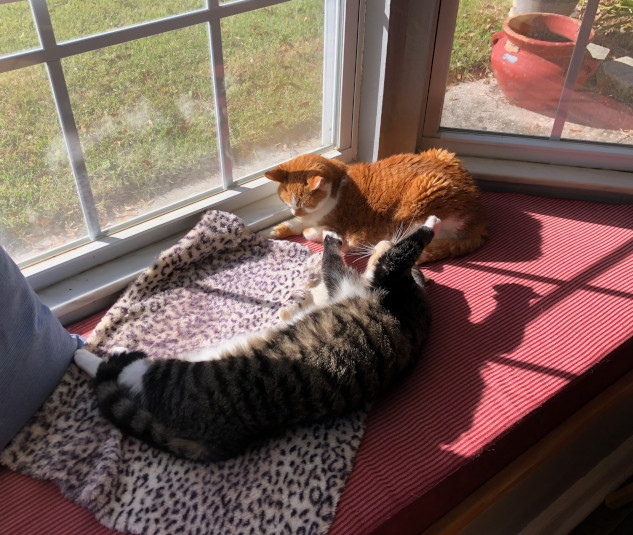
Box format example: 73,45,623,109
0,0,364,323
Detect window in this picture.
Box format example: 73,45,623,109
0,0,359,288
5,0,628,323
418,0,633,188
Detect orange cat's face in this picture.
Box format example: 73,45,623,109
273,176,328,218
265,154,347,218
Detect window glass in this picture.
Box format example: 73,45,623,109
222,0,328,179
63,25,220,232
440,1,633,147
0,0,40,57
441,0,556,136
561,1,633,144
49,0,204,43
0,64,86,264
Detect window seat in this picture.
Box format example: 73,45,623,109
1,191,632,534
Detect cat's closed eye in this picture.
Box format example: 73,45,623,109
286,194,304,215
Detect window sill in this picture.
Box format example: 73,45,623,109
37,182,290,326
463,156,633,202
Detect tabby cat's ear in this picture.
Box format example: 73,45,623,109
308,175,325,191
265,168,287,182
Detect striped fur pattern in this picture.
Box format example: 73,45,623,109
74,219,438,461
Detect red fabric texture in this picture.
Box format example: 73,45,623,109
329,192,633,534
0,467,114,535
70,313,105,338
2,192,632,535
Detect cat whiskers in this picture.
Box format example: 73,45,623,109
391,221,405,243
392,218,417,244
347,241,376,261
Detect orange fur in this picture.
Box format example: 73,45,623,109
265,150,488,263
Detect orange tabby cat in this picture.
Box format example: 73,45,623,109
265,149,488,263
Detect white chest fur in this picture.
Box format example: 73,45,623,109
299,178,345,225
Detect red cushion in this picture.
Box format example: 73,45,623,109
0,467,113,535
2,192,632,535
329,192,633,534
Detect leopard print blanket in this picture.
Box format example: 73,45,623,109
1,210,366,535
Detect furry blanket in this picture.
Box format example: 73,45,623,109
1,210,366,535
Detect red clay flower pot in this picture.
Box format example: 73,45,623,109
491,12,599,111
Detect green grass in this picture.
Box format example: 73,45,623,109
0,1,40,56
447,0,513,84
0,0,324,258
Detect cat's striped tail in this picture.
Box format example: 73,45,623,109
74,349,214,462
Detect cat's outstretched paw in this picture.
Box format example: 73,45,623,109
268,222,301,239
263,227,278,239
423,215,441,232
323,230,343,246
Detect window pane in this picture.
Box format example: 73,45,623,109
560,3,633,145
440,1,633,147
49,0,204,43
0,64,87,265
63,25,220,232
441,0,558,136
0,0,40,57
222,0,328,178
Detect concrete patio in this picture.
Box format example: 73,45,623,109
441,74,633,146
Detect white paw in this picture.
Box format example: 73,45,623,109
262,227,277,239
303,227,326,242
112,346,129,356
118,359,149,395
322,230,342,243
423,215,441,231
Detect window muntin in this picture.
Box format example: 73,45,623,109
48,0,205,43
0,63,87,264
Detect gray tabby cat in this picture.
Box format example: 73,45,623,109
74,215,441,461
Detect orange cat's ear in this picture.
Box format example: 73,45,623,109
265,168,287,182
308,175,325,191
